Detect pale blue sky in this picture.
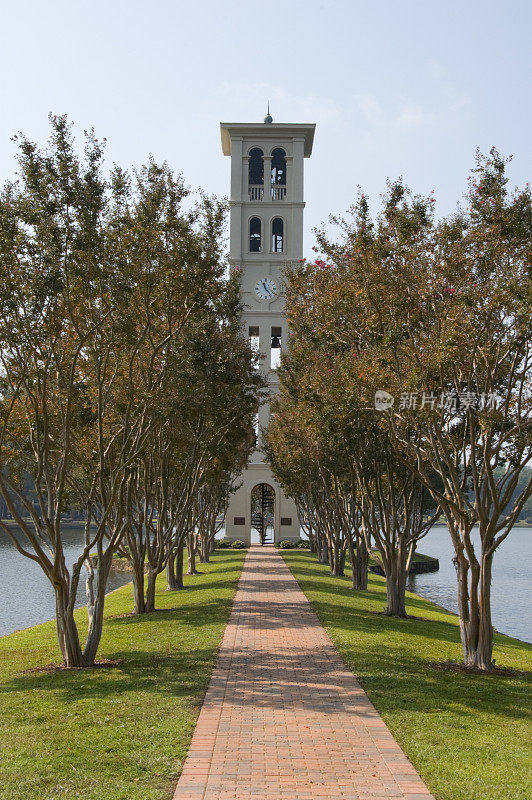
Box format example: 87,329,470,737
1,0,530,251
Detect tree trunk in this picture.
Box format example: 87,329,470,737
176,545,184,588
383,558,408,618
166,545,184,590
347,535,357,590
145,569,157,613
355,533,369,590
318,539,329,564
131,561,146,614
348,533,368,590
329,540,345,577
55,583,85,667
340,546,346,574
454,548,494,669
198,530,210,563
166,551,176,589
84,551,113,666
186,533,199,575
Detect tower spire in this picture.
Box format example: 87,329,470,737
264,101,273,124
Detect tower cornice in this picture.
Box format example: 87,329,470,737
220,123,315,157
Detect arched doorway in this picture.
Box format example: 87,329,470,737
250,483,275,545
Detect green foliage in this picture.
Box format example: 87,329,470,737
278,539,295,549
215,538,247,550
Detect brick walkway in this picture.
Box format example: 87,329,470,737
173,546,435,800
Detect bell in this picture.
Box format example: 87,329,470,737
271,336,281,348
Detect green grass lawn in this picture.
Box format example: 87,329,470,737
0,549,246,800
282,549,532,800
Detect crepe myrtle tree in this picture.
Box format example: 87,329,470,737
162,279,264,587
122,279,261,602
266,377,344,572
315,151,532,667
306,356,440,604
0,116,127,667
76,159,227,641
266,400,327,562
196,478,228,563
353,430,440,616
274,255,380,575
121,424,184,614
268,323,437,602
267,342,371,584
0,116,229,665
316,351,440,612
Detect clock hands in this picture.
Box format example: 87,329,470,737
261,279,272,298
255,278,276,300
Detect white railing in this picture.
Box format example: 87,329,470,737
248,185,264,201
248,185,287,201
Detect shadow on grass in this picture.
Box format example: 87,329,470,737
183,564,245,575
107,597,235,626
0,550,245,695
172,578,244,592
286,560,532,655
2,638,529,724
4,548,529,732
278,551,532,718
307,595,532,656
0,646,220,703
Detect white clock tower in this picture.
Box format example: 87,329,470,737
220,112,315,545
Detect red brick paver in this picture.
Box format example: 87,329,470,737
173,546,435,800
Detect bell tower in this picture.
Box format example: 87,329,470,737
220,112,315,544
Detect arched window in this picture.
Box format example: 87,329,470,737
249,217,262,252
248,148,264,185
271,218,284,253
271,148,286,185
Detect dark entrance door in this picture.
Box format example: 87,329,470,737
250,483,275,545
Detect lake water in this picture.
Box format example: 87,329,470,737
407,526,531,643
0,524,132,638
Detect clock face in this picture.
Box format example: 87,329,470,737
254,277,278,301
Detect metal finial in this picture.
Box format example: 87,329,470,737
264,101,273,124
